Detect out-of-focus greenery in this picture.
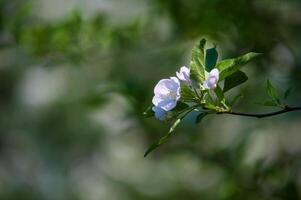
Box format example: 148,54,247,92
0,0,301,200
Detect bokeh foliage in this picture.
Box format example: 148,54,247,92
0,0,301,199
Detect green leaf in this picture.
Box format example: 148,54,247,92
205,46,218,72
214,85,224,102
228,94,243,107
143,106,154,118
203,91,214,104
144,118,181,157
204,103,217,110
266,80,280,104
195,112,208,124
190,39,206,83
223,71,248,92
180,85,197,102
216,52,261,80
284,87,293,100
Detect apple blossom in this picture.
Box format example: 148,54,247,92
176,66,191,84
152,77,180,111
203,68,219,89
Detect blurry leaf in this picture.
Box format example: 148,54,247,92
284,87,293,100
214,85,224,102
195,112,208,123
205,46,218,72
217,52,261,80
204,103,217,110
143,106,154,118
190,39,206,83
9,2,32,42
229,94,243,107
266,80,280,104
144,118,181,157
180,85,196,101
203,91,215,104
81,95,108,107
223,71,248,92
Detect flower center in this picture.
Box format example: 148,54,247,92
166,91,177,99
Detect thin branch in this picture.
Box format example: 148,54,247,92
217,106,301,118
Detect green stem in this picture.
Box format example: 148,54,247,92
176,104,200,119
192,87,203,102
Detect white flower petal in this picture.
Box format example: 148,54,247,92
209,68,219,80
170,77,180,87
176,66,191,84
203,68,219,90
176,71,184,80
157,99,177,111
154,79,171,96
180,66,190,75
154,78,179,96
152,77,180,112
152,95,164,106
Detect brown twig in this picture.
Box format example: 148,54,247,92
217,106,301,118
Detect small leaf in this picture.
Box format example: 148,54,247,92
195,112,208,124
214,85,225,102
204,103,217,110
284,87,293,100
229,94,243,107
143,106,154,118
144,118,181,157
223,71,248,92
180,85,197,101
266,80,280,104
205,46,218,72
203,91,214,104
169,118,181,132
217,52,261,81
190,39,206,83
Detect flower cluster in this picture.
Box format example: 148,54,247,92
152,66,219,120
144,38,262,157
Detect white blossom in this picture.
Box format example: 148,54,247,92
203,68,219,89
176,66,191,85
152,77,180,111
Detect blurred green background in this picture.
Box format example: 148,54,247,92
1,0,301,199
